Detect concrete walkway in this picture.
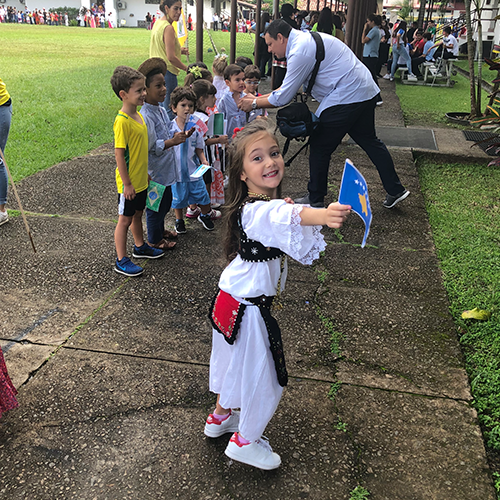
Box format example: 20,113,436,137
0,78,495,499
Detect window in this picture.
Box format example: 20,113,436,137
211,0,214,7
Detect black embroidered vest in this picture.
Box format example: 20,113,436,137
237,199,284,262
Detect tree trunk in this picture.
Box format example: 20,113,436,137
465,0,478,117
417,0,427,28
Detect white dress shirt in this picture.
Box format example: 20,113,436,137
268,29,379,116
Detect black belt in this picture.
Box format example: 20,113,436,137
1,98,12,107
245,295,288,387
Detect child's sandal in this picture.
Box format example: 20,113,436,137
163,229,178,240
150,239,176,250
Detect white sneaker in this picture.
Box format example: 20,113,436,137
204,410,240,438
376,100,383,106
209,208,222,220
407,74,418,81
225,433,281,470
186,206,201,219
0,210,8,226
383,73,391,80
211,203,221,209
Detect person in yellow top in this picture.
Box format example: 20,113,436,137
0,78,12,227
150,0,189,115
110,66,165,277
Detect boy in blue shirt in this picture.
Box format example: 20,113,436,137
110,65,165,277
138,57,193,250
169,86,216,233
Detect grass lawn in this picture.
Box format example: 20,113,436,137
395,67,491,127
0,24,254,181
453,59,499,86
418,158,500,494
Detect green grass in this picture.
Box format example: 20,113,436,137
418,159,500,453
395,69,490,127
349,485,370,500
453,60,499,86
0,25,254,181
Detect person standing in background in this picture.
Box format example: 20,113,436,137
362,14,383,106
0,77,12,226
150,0,189,117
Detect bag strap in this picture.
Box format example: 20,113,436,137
304,31,325,97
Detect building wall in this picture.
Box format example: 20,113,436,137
115,0,217,28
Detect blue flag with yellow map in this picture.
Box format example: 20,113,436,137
338,159,372,248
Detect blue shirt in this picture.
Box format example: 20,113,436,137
268,29,379,116
141,103,179,187
423,40,435,61
218,89,247,142
363,26,381,58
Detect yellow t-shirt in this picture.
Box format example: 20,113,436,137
150,18,182,76
113,111,149,194
0,78,11,107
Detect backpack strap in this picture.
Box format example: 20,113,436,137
304,31,325,97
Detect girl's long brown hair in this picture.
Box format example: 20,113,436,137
222,119,282,262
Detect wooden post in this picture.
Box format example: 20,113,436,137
196,0,203,62
230,0,237,63
254,0,262,66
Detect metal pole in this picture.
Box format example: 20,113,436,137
230,0,237,63
307,0,310,11
196,0,203,62
254,0,262,66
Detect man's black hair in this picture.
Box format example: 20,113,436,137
280,3,294,18
264,19,292,40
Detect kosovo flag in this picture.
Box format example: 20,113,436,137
338,159,372,248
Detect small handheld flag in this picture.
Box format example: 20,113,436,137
190,164,213,179
338,159,372,248
146,181,166,212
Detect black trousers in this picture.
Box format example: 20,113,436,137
308,97,405,203
411,55,426,77
362,56,382,102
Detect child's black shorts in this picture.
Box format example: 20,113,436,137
117,189,147,216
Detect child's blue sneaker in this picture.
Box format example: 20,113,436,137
114,257,144,277
132,243,165,259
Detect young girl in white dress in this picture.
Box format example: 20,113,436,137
204,119,351,470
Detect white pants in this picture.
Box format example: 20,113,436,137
209,304,284,442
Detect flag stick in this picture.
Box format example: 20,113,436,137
0,147,36,253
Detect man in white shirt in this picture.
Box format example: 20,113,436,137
426,26,458,59
240,19,409,209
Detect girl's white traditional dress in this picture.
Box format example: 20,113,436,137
209,200,326,442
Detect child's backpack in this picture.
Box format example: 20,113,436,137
276,31,325,166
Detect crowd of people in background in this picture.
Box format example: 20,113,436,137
0,6,69,25
0,3,113,27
